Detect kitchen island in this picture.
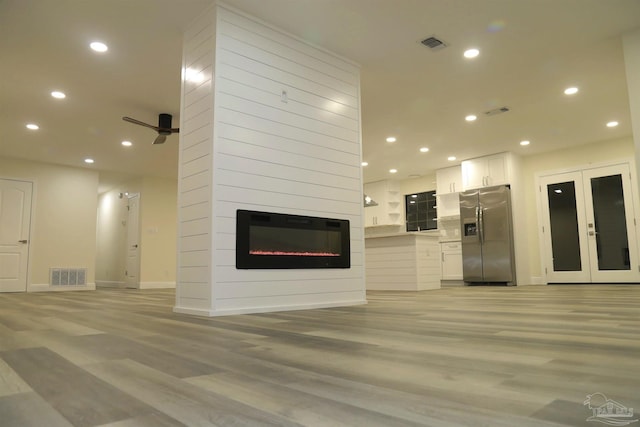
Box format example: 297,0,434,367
365,231,441,291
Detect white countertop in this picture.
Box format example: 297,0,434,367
364,231,440,239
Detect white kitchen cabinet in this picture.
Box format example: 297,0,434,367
436,165,462,195
461,152,513,190
364,180,401,227
436,192,460,218
436,166,462,218
441,241,463,280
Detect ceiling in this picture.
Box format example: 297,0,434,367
2,0,639,190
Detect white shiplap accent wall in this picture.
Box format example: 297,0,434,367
175,3,366,316
175,5,216,314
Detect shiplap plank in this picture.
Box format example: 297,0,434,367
214,153,359,190
217,109,359,155
218,36,357,97
217,50,358,109
217,65,358,120
216,93,358,142
217,122,359,165
217,78,358,131
219,6,359,75
218,14,358,85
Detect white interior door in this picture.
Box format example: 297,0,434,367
540,164,640,283
0,179,33,292
125,194,140,288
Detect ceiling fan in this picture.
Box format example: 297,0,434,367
122,113,179,144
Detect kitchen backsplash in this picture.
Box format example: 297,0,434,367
438,216,461,241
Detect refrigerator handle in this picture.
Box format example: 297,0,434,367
478,206,484,244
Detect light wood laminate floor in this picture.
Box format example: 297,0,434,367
1,285,639,426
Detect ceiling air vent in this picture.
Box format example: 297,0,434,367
484,106,510,117
420,36,447,51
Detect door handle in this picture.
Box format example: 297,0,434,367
478,207,484,244
18,239,28,244
133,244,138,248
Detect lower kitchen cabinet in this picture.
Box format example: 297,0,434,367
441,241,463,280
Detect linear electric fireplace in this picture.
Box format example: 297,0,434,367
236,210,350,269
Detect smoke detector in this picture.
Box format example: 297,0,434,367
420,36,447,51
484,106,510,116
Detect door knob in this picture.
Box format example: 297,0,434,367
133,244,138,248
18,239,28,243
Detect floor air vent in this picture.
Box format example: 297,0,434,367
50,268,87,286
420,36,447,51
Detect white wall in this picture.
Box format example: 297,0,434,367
175,3,365,316
399,174,437,196
139,176,178,288
623,29,640,194
0,156,98,290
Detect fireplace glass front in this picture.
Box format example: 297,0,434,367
236,210,350,269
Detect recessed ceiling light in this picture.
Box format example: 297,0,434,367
465,114,477,122
419,147,429,153
564,87,578,95
463,48,480,59
606,121,619,128
447,156,456,161
84,158,95,164
90,41,108,53
386,137,397,143
121,140,133,147
520,140,530,146
361,161,368,167
51,91,66,99
389,168,398,174
26,123,39,130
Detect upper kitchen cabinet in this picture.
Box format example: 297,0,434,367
364,180,401,227
436,165,462,195
461,152,514,190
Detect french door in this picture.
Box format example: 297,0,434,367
540,163,640,283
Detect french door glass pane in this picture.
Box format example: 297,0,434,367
591,174,630,270
547,182,582,271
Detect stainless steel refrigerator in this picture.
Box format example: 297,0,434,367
460,185,516,284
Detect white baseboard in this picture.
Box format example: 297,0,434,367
139,281,176,289
28,283,96,292
96,281,126,288
517,277,546,285
174,299,367,317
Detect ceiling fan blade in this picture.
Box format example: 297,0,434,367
153,134,167,145
122,116,159,131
